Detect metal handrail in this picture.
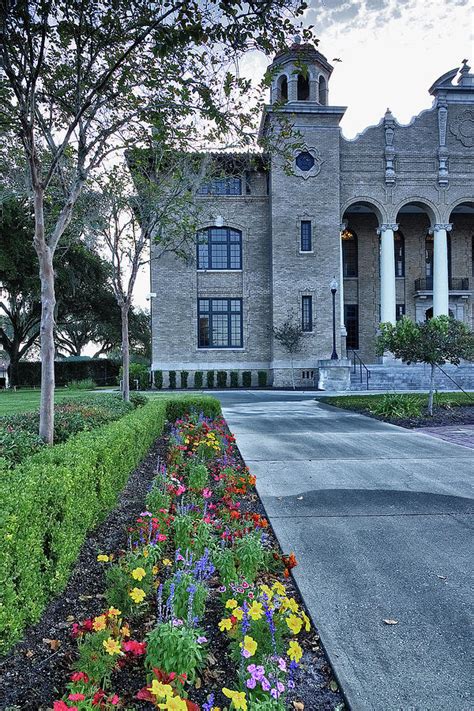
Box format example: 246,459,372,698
347,349,371,390
435,364,474,402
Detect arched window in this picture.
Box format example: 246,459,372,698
342,228,358,277
318,75,327,105
197,227,242,270
394,230,405,277
297,73,310,100
276,75,288,102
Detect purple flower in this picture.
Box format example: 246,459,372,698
203,693,215,711
218,585,226,593
246,678,257,689
278,657,287,672
197,636,208,644
261,677,271,692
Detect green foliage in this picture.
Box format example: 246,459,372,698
146,479,171,514
370,393,423,419
180,371,189,389
154,370,163,389
234,533,266,583
273,315,303,355
242,371,252,387
0,428,43,467
257,370,267,387
75,630,118,686
15,359,120,388
164,396,221,423
145,622,205,681
214,547,238,586
206,370,215,389
120,362,149,390
164,572,207,622
217,370,227,388
169,370,177,389
129,392,148,408
194,371,203,388
173,514,194,552
66,378,96,390
230,371,239,388
185,461,209,490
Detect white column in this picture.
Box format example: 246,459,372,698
432,223,451,316
339,223,347,334
377,223,397,324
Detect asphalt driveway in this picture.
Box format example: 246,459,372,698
216,391,474,711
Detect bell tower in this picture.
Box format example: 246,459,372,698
261,39,347,387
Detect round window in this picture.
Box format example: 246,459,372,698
295,151,315,171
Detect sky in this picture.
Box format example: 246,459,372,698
135,0,473,308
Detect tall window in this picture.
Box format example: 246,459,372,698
300,221,312,252
394,231,405,277
344,304,359,349
277,75,288,102
197,227,242,270
342,229,358,277
198,299,243,348
318,76,327,105
302,295,313,332
196,177,242,196
396,304,406,321
297,74,310,100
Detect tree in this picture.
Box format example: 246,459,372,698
273,312,303,390
377,316,474,415
1,0,310,441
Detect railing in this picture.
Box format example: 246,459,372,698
414,277,470,291
347,350,371,390
435,364,474,402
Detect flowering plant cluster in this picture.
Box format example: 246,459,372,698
53,412,308,710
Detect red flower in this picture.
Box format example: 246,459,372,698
53,703,71,711
70,671,89,683
68,694,85,702
92,689,106,706
108,694,120,705
122,639,146,655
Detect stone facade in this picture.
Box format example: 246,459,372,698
150,43,474,388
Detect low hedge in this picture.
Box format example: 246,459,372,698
0,395,221,654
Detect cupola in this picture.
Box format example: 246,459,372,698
269,36,333,106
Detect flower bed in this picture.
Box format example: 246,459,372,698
48,412,344,710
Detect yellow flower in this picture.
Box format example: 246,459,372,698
226,598,238,609
158,696,187,710
92,614,107,632
218,617,233,632
152,565,159,575
287,640,303,663
143,548,149,558
129,587,146,603
162,558,173,567
131,566,146,581
148,679,173,699
248,601,264,621
302,611,311,632
222,688,247,711
286,597,299,613
107,607,121,617
233,607,244,620
259,584,273,600
103,636,122,655
97,554,109,562
286,613,303,635
120,624,130,638
272,581,286,596
240,635,258,657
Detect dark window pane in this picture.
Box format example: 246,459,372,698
196,177,242,196
196,227,241,270
394,231,405,277
197,244,208,269
198,315,210,347
396,304,406,321
301,220,312,251
342,229,358,277
198,298,243,348
212,314,228,346
344,304,359,349
302,295,312,332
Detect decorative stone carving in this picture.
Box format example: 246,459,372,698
437,102,449,186
376,223,399,234
383,109,396,185
429,223,453,234
293,145,323,180
450,109,474,147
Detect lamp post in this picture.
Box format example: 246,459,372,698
330,277,338,360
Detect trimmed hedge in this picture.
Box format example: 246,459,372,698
0,395,221,654
242,371,252,387
16,359,120,388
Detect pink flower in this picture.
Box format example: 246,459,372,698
53,703,71,711
157,534,167,542
108,694,120,705
176,485,186,496
202,488,212,498
70,671,89,682
68,694,85,702
122,639,146,655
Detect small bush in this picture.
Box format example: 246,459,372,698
370,393,423,419
119,363,149,391
216,370,227,388
257,370,267,387
230,371,239,388
164,395,221,423
180,371,189,389
129,392,148,408
66,378,95,390
154,370,163,389
168,370,176,389
206,370,215,388
194,371,203,388
242,371,252,387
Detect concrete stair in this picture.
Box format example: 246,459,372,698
349,363,474,391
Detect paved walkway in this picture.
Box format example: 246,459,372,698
417,424,474,450
216,391,474,711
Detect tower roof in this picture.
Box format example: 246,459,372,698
270,40,333,76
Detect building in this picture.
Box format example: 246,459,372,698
150,41,474,388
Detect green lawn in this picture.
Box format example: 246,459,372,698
0,388,114,416
320,391,474,412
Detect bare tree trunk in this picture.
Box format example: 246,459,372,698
290,355,295,390
121,304,130,402
37,245,56,443
428,363,435,416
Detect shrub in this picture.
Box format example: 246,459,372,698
129,392,148,408
145,622,205,682
370,393,423,419
194,371,203,388
119,363,149,391
217,370,227,388
258,370,267,387
0,395,218,654
230,371,239,388
66,378,95,390
162,395,221,425
242,371,252,387
206,370,215,388
168,370,177,389
154,370,163,389
180,370,189,389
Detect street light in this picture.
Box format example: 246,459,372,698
330,277,338,360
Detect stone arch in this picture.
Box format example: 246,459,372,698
276,74,288,102
446,198,474,223
393,197,440,226
297,73,310,100
341,197,387,226
318,75,327,105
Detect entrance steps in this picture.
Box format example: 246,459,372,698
349,363,474,391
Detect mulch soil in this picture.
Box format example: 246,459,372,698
0,428,345,711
